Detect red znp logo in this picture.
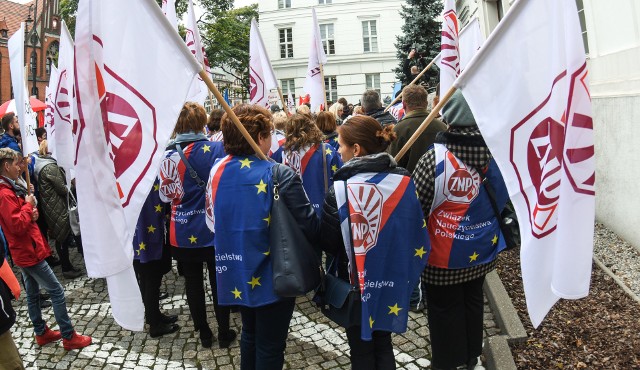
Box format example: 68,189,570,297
443,151,479,204
448,170,474,198
55,70,71,124
249,66,266,105
441,9,460,76
159,157,184,201
348,183,382,255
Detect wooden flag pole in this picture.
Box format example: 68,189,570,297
199,70,267,161
394,86,457,163
277,87,290,115
23,157,32,196
384,53,441,113
319,63,328,111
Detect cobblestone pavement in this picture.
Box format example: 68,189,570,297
9,252,501,369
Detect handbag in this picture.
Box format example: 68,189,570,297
483,177,521,251
68,191,81,236
270,164,323,297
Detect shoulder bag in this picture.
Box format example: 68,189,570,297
68,190,81,236
176,144,206,189
483,177,520,251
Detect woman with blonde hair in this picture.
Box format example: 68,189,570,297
328,102,344,126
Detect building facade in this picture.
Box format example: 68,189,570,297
0,0,61,104
258,0,405,106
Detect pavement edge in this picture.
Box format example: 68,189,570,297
483,270,528,370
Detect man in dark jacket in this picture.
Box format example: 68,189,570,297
361,90,397,127
387,84,447,173
0,113,22,153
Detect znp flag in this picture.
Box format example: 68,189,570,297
454,0,595,328
185,0,211,105
8,23,38,155
303,8,328,112
249,18,279,108
44,65,58,159
438,0,459,99
74,0,202,330
161,0,178,32
54,21,77,183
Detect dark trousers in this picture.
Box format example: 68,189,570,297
239,298,295,370
346,327,396,370
133,261,163,326
58,234,76,272
181,258,230,336
425,276,486,369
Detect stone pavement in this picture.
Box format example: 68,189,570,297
9,251,501,369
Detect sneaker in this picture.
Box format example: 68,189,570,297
35,326,62,346
62,332,92,351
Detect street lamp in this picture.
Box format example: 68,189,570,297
30,1,39,98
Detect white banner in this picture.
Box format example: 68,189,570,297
454,0,595,328
161,0,178,32
439,0,460,99
303,8,328,112
8,23,39,155
55,21,76,182
249,18,278,108
44,65,58,159
185,0,210,105
74,0,201,331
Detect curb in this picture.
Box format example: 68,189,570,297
483,270,528,370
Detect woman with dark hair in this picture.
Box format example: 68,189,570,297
207,109,224,142
206,104,319,369
283,114,342,214
320,116,429,369
159,102,235,349
316,111,340,153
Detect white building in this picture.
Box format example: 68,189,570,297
455,0,640,248
257,0,405,106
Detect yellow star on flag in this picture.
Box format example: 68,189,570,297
492,234,498,245
153,184,159,192
147,225,156,233
325,147,332,156
239,157,253,169
469,252,479,262
247,276,262,289
202,145,211,153
139,242,146,251
263,249,271,256
154,204,162,213
263,214,271,226
388,303,402,316
422,219,427,228
369,316,375,328
231,287,242,300
415,190,419,199
333,137,338,143
331,164,338,173
414,246,427,259
188,235,198,244
136,249,141,256
255,180,267,194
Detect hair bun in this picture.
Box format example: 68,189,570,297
376,125,397,144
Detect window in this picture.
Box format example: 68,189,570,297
46,41,59,76
324,76,337,103
319,0,332,4
365,74,381,95
362,20,378,53
575,0,589,54
279,28,294,59
278,0,291,9
319,24,335,55
281,79,296,100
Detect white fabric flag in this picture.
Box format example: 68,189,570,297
185,0,210,105
161,0,178,32
44,65,59,159
439,0,460,98
249,18,279,108
458,18,484,72
8,23,38,155
287,86,295,113
303,8,328,112
454,0,595,328
55,21,76,182
74,0,201,331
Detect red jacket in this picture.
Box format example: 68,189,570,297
0,178,50,267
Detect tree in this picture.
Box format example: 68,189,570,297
394,0,443,89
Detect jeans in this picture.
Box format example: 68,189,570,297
21,260,74,338
346,327,396,370
240,298,295,370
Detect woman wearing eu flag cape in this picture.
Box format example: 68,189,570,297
320,116,429,370
205,104,319,370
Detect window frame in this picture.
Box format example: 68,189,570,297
279,28,294,59
365,73,381,95
362,20,379,53
324,76,338,103
319,23,335,55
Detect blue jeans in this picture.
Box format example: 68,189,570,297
239,298,295,370
21,260,74,339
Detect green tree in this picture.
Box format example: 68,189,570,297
394,0,443,89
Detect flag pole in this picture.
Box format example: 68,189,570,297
394,86,457,162
277,87,290,115
199,70,268,161
384,52,441,113
319,63,328,111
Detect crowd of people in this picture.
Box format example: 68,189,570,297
0,85,509,370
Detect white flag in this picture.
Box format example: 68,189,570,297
8,23,38,155
249,18,278,108
161,0,178,32
44,65,58,159
287,86,295,113
439,0,460,98
74,0,201,331
454,0,595,328
458,18,484,72
303,8,328,112
185,0,210,105
54,21,76,182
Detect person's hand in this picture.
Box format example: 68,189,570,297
29,183,35,194
408,49,416,59
31,208,39,222
25,194,36,207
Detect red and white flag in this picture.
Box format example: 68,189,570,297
74,0,201,330
454,0,595,328
161,0,178,32
286,86,295,114
303,8,328,112
185,0,210,105
44,65,58,159
8,23,38,155
249,18,278,108
439,0,460,98
53,21,76,181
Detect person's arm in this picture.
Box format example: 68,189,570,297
413,150,437,218
319,186,343,256
0,193,35,236
276,164,320,242
47,165,69,196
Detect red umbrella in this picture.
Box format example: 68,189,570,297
0,97,48,116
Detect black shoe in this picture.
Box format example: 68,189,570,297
40,299,52,308
62,269,82,279
40,292,50,300
159,313,178,324
199,328,213,348
158,291,169,301
149,323,179,338
46,256,61,267
218,329,236,349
